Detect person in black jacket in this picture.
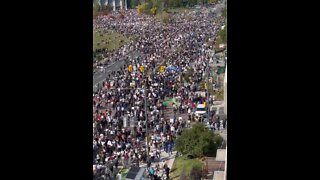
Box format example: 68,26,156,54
165,166,170,179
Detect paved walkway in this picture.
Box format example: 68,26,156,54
138,148,177,179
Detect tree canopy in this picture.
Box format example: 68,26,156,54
160,11,170,23
137,3,149,14
175,123,223,157
208,0,217,4
136,0,212,16
93,1,112,18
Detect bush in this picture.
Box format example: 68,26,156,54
137,3,148,14
175,123,223,158
96,54,104,61
160,11,170,24
150,7,157,15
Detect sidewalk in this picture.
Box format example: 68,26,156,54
157,150,177,178
160,150,177,169
139,149,177,167
139,148,177,178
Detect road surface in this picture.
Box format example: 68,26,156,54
93,51,140,91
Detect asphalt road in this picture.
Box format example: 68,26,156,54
93,51,140,91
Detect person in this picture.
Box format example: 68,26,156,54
165,166,170,179
167,142,172,156
147,159,151,168
92,7,225,179
164,140,168,153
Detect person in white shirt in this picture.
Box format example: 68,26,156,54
107,140,112,146
170,125,175,133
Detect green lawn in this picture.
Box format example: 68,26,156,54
93,30,129,52
119,168,129,180
214,88,224,101
214,28,227,52
170,156,204,180
214,35,225,52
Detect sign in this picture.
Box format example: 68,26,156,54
128,65,133,73
167,66,180,72
160,66,165,73
139,65,144,73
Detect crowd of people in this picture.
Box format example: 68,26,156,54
93,5,226,180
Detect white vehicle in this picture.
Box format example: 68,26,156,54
195,91,206,97
96,66,103,69
195,104,207,117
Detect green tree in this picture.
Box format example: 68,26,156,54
168,0,180,7
208,0,217,4
187,0,197,7
163,0,169,7
137,3,149,14
93,2,101,13
131,0,137,8
93,2,102,17
175,123,223,157
96,54,104,61
155,0,163,10
150,7,157,15
160,11,170,23
146,1,154,12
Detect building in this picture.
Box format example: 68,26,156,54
213,147,227,180
94,0,128,11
